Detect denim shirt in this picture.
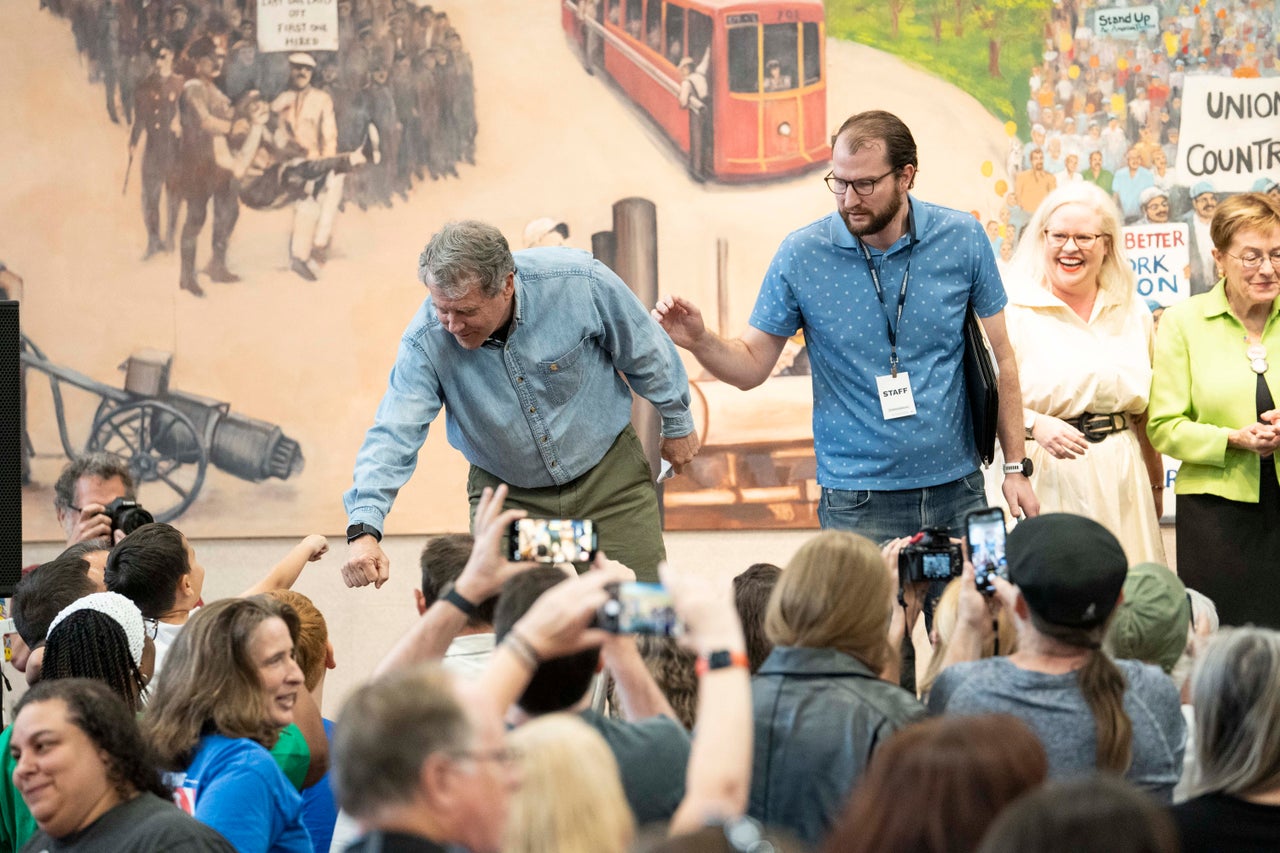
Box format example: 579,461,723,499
345,247,693,529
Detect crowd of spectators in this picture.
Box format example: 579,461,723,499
7,450,1280,852
998,0,1279,277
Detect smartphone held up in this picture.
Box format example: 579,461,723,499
966,507,1009,596
595,582,682,637
507,518,598,564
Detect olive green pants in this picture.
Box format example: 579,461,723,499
467,424,666,582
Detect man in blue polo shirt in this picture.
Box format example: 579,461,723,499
653,110,1038,544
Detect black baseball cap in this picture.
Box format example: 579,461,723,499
1007,514,1127,629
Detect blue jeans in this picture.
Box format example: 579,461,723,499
817,470,989,542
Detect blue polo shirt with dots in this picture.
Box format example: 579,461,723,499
749,197,1007,490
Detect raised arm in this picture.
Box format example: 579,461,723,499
342,323,445,588
663,561,751,835
474,567,627,716
373,485,536,676
651,295,787,391
240,535,328,597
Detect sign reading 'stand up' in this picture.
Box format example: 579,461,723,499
257,0,338,53
1093,5,1159,39
1179,76,1280,193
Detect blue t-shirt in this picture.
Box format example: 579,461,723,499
169,734,312,853
1113,167,1155,220
298,719,337,853
749,199,1007,490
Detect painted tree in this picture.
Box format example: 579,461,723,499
917,0,948,43
971,0,1051,78
887,0,909,38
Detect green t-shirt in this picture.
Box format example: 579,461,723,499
268,722,311,790
0,725,38,853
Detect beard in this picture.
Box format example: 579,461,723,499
841,189,905,241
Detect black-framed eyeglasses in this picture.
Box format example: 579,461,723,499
824,167,898,197
144,618,160,641
1223,249,1280,270
1043,230,1107,250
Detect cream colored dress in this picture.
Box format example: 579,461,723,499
986,280,1167,566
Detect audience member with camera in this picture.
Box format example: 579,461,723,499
748,529,924,845
490,566,691,825
928,513,1184,801
334,562,632,852
52,452,149,546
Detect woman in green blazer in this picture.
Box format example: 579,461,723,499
1148,192,1280,628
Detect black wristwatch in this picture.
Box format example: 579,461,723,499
346,522,382,544
440,582,481,618
1002,457,1034,477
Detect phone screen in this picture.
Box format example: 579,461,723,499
599,582,680,636
966,508,1008,596
508,518,597,563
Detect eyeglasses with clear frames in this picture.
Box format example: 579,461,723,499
1224,250,1280,270
452,747,522,769
824,167,898,197
1043,230,1106,250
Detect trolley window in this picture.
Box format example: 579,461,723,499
625,0,642,39
687,9,711,68
761,23,798,92
727,24,759,93
665,4,685,64
645,0,662,52
803,21,821,85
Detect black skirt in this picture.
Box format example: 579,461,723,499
1175,375,1280,629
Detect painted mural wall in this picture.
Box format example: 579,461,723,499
6,0,1277,541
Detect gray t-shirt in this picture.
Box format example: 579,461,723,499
21,791,235,852
928,656,1185,801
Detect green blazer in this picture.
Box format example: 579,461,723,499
1148,280,1280,503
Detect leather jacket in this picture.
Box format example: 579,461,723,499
748,646,925,846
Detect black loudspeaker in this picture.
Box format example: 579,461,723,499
0,301,20,598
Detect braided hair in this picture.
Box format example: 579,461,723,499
42,610,147,714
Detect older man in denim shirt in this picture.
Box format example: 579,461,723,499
342,220,699,588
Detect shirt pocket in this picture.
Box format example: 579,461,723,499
536,337,589,407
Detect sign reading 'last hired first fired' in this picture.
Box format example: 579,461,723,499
257,0,338,53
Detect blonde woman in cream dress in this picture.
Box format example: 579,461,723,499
989,182,1166,565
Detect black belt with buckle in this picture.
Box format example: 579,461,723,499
1069,412,1128,443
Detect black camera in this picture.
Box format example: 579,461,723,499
103,498,154,537
898,527,963,583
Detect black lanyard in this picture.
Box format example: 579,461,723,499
858,239,913,377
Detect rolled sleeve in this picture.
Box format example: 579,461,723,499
343,333,443,528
